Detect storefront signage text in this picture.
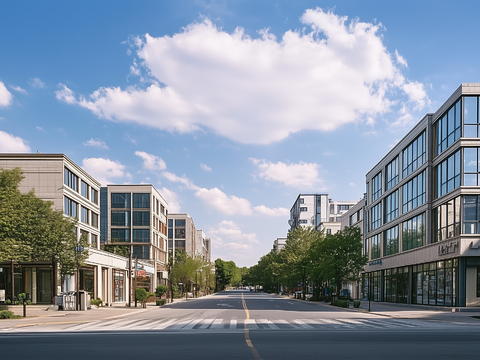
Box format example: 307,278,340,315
438,241,458,256
369,260,382,266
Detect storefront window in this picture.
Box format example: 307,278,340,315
114,270,125,302
433,196,461,242
412,260,457,306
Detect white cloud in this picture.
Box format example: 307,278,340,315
195,187,253,215
29,78,46,89
83,138,109,149
395,50,408,67
159,187,181,212
250,158,322,188
58,8,429,144
0,81,13,107
81,157,126,186
0,131,30,152
9,85,27,94
162,171,199,190
200,163,212,172
208,220,259,251
253,205,289,217
135,151,166,171
55,84,76,104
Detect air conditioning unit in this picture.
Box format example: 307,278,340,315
160,271,168,279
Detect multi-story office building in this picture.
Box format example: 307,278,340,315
168,213,198,258
196,230,211,262
100,185,169,291
0,154,131,305
289,194,356,234
363,84,480,307
272,237,287,254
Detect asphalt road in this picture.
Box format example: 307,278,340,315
1,290,480,359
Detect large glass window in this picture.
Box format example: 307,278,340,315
64,197,77,218
81,181,88,198
133,193,150,208
111,211,130,226
64,167,78,191
175,219,186,226
91,212,99,229
91,188,98,204
435,150,460,198
385,157,399,190
370,234,381,260
371,203,382,230
384,226,399,256
133,245,150,259
175,240,186,248
385,191,398,223
111,193,131,209
402,132,426,178
412,260,457,306
402,212,425,251
464,148,480,186
463,195,480,234
402,170,425,213
175,228,186,239
114,270,125,302
435,99,461,156
133,229,150,243
133,211,150,226
433,196,460,242
372,172,382,202
464,96,479,137
111,229,130,242
80,206,89,224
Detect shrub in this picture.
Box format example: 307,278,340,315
91,298,102,306
156,299,166,306
4,299,11,305
354,300,361,308
0,310,20,319
155,284,169,298
309,296,327,302
333,299,349,308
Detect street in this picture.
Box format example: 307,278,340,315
1,290,480,359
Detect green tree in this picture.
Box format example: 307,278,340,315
172,250,202,297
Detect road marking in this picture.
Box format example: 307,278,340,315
294,319,315,329
151,318,177,330
256,319,279,330
198,318,214,329
182,318,203,329
245,319,259,329
230,319,237,329
242,292,263,360
170,318,194,329
209,319,224,329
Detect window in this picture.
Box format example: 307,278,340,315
114,270,125,302
133,193,150,208
433,196,460,242
81,181,88,198
477,267,480,298
168,228,173,238
370,234,381,260
168,219,173,227
133,245,149,259
385,191,398,223
299,219,308,224
111,211,130,226
111,229,130,242
175,219,186,227
91,234,98,247
81,206,89,224
133,229,150,243
366,181,370,206
384,226,399,256
371,203,382,230
403,132,426,178
463,195,480,234
372,172,382,202
402,171,425,213
435,99,461,156
337,205,350,211
91,188,98,204
464,148,480,186
175,240,186,248
435,150,460,198
464,96,479,137
111,193,131,209
91,213,99,229
64,167,78,191
326,229,332,235
385,157,399,190
175,228,186,239
299,198,304,204
350,212,358,225
364,238,369,257
402,213,425,251
300,207,307,212
133,211,150,226
64,197,77,218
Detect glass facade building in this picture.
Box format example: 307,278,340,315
363,84,480,307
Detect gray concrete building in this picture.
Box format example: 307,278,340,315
363,83,480,307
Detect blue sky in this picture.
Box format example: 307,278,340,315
1,1,480,267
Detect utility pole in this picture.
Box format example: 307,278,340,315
134,256,138,307
128,247,132,307
10,260,14,303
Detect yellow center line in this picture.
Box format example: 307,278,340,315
242,292,263,360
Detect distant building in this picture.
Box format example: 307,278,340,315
196,229,211,263
289,194,357,234
272,237,287,253
168,213,196,258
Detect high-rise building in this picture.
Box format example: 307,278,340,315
363,83,480,307
100,185,169,290
168,213,196,258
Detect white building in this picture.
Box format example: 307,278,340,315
272,237,287,253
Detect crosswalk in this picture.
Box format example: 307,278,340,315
55,317,449,333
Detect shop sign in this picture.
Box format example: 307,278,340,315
136,270,146,278
438,241,458,256
369,260,382,266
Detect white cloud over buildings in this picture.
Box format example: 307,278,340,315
0,131,30,152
